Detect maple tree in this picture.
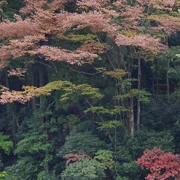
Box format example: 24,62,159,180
136,148,180,180
0,0,111,103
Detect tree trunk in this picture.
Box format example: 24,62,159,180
39,66,46,123
5,71,9,88
166,62,169,98
130,95,134,138
31,65,37,112
137,58,141,131
152,71,155,95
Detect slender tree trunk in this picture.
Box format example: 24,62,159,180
0,13,3,22
5,71,9,88
152,71,155,95
12,105,18,144
156,79,159,95
130,95,134,138
166,72,169,95
128,50,134,138
137,58,141,131
166,62,170,98
31,65,37,111
39,66,46,124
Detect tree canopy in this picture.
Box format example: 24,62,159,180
0,0,180,179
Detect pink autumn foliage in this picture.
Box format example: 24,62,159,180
118,5,145,30
19,0,47,14
115,34,167,53
150,15,180,35
136,148,180,180
136,0,176,11
0,17,40,40
77,0,110,9
0,86,33,104
7,68,27,78
61,11,118,35
37,46,98,65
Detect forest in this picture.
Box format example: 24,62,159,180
0,0,180,179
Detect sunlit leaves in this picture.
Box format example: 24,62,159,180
0,133,13,155
57,33,97,43
114,89,151,102
0,171,8,179
103,69,127,79
0,80,103,104
97,120,121,130
61,157,106,180
84,106,128,115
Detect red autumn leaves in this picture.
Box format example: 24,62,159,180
136,148,180,180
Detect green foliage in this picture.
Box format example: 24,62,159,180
23,81,103,101
112,129,175,179
14,130,52,155
172,122,180,153
6,0,23,11
59,114,80,131
141,98,179,130
114,89,151,102
58,130,107,156
115,176,128,180
0,0,13,21
114,161,141,180
84,106,128,115
131,89,151,103
103,69,127,79
23,80,74,97
37,171,59,180
126,130,174,159
84,105,127,130
113,145,144,179
97,120,121,130
0,133,13,155
7,114,63,179
84,106,110,114
5,157,38,180
0,171,8,180
176,54,180,58
61,158,106,180
94,150,114,169
115,147,132,163
75,84,103,100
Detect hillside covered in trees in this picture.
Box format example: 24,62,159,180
0,0,180,179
